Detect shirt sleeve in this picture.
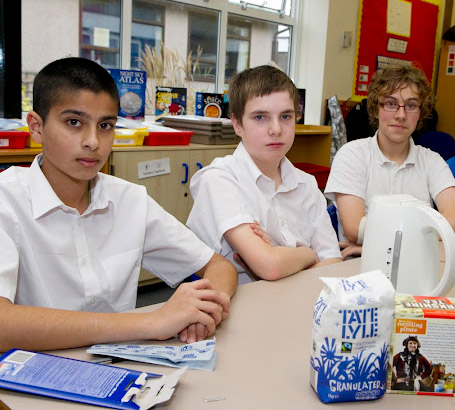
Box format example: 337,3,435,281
142,196,214,288
0,228,19,302
425,152,455,200
187,168,255,254
325,141,369,202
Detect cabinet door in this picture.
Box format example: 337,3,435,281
110,150,191,223
188,147,236,210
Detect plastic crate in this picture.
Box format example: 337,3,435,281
0,131,28,149
292,162,330,189
113,128,148,146
143,130,192,146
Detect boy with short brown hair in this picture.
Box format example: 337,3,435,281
187,65,341,283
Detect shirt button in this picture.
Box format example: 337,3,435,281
81,258,87,266
280,220,286,227
89,298,96,305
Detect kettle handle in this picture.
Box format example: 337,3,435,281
419,206,455,296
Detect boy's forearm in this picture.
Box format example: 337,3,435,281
0,300,155,352
264,245,318,280
197,253,238,298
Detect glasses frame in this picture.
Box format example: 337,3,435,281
379,101,421,114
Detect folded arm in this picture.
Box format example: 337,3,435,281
224,223,318,281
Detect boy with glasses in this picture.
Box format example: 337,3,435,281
325,65,455,259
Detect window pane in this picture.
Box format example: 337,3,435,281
225,15,291,85
133,1,163,23
188,11,218,82
136,2,219,116
80,0,121,69
131,1,164,69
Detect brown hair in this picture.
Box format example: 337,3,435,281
228,65,299,125
367,65,433,129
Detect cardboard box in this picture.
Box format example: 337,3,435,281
387,294,455,397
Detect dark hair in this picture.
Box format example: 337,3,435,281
402,335,421,348
367,65,433,129
33,57,120,123
228,65,298,125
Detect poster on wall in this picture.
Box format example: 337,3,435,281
447,45,455,75
352,0,441,100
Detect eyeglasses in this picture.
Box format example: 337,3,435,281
380,100,421,113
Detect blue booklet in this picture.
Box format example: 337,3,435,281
108,68,147,120
0,349,185,409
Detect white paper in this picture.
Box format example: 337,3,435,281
387,0,412,38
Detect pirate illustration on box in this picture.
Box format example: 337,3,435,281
392,336,432,391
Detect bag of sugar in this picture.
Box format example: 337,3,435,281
310,270,395,403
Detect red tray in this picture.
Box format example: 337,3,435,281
0,131,29,149
143,131,192,146
292,162,331,189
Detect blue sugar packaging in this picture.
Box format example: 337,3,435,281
310,270,395,403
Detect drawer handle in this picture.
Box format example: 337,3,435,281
181,162,189,184
196,162,203,169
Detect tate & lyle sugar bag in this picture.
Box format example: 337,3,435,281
310,270,395,403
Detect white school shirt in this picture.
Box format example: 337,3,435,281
187,142,341,280
325,133,455,240
0,155,213,312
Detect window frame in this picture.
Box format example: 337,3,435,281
118,0,299,92
79,0,122,68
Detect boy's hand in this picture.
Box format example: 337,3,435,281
339,241,362,260
250,220,273,245
152,279,229,342
179,290,230,344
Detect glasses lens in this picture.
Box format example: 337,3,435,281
405,104,420,113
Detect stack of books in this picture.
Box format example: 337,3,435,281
161,115,240,145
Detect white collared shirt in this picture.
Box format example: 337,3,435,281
0,155,213,312
187,142,341,280
325,133,455,240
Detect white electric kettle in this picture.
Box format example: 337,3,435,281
360,194,455,296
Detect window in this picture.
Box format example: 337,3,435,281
80,0,121,69
131,1,164,70
22,0,297,114
224,14,291,86
188,10,219,82
225,17,251,81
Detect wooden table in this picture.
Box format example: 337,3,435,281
1,258,453,409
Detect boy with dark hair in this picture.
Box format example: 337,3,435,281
187,65,341,283
0,57,237,352
325,65,455,259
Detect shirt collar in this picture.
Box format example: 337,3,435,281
373,131,417,165
234,142,302,190
29,154,110,219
